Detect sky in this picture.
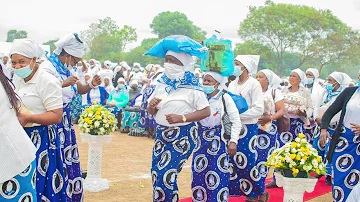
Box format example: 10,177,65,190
1,0,360,52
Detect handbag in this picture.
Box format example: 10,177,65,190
272,89,290,132
221,93,244,141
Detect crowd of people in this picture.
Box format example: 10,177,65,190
0,33,359,202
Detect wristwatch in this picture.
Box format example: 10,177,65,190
182,115,187,122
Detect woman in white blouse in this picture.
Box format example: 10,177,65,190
146,40,210,201
0,64,37,201
192,71,241,202
10,39,66,201
228,55,266,202
255,70,285,192
281,69,313,143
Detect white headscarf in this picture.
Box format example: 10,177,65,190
54,34,84,58
234,55,260,76
329,72,352,88
291,68,306,87
260,69,282,89
133,63,141,69
145,64,154,72
166,50,195,72
117,77,126,83
204,71,227,90
10,39,44,60
104,60,113,69
130,80,138,86
306,68,319,81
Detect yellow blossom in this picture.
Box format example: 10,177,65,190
296,155,301,161
292,168,299,175
317,157,322,162
280,157,285,162
290,154,296,159
303,156,308,161
300,147,306,152
108,119,113,123
93,101,97,105
298,133,305,139
291,142,297,148
95,115,101,120
316,169,320,175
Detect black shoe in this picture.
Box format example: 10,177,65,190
325,175,332,186
265,180,278,188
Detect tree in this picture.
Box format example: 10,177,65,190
150,11,206,41
238,1,354,76
81,17,137,61
6,30,27,42
121,38,163,66
43,39,59,53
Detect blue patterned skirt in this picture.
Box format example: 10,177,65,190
139,85,156,130
332,127,360,202
0,161,37,202
121,110,140,129
57,105,83,202
24,125,66,201
70,94,82,121
151,123,198,202
191,124,230,202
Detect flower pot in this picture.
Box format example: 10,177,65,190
80,133,113,192
281,169,308,178
275,172,318,202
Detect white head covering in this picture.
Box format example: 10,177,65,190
329,72,352,88
130,80,138,86
133,63,140,69
117,77,126,83
306,68,319,81
234,55,260,76
10,39,44,60
104,60,113,69
203,71,227,90
166,50,195,72
54,34,84,58
145,64,154,72
260,69,282,89
291,68,306,86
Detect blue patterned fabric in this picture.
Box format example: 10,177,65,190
122,111,140,129
256,121,278,189
191,124,230,202
139,85,156,131
0,160,37,202
24,125,66,202
70,94,82,121
323,87,342,105
57,105,83,202
105,106,122,118
332,127,360,202
151,123,198,202
277,118,305,148
229,124,264,197
157,71,200,94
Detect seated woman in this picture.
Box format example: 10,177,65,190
121,80,142,134
104,76,114,94
83,85,109,108
106,78,129,127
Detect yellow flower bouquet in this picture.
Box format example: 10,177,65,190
265,133,326,177
78,103,117,135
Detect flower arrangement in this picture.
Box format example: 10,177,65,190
265,133,326,177
78,103,117,135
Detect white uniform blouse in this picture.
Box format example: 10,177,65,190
0,83,37,183
228,77,264,124
149,82,209,127
199,91,241,144
343,89,360,129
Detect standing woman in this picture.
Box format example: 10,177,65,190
10,39,66,201
255,69,285,193
281,69,313,143
319,85,360,202
192,72,241,202
228,55,266,202
41,33,102,201
146,40,210,201
0,64,37,201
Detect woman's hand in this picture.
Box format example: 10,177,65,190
149,98,162,108
319,128,331,147
165,114,182,124
91,74,102,87
107,103,116,108
227,142,237,156
258,115,272,125
350,123,360,136
18,113,31,127
63,76,79,87
315,118,322,126
296,109,307,118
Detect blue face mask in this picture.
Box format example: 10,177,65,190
117,84,125,89
134,68,139,73
326,83,334,91
12,61,33,79
202,85,216,94
233,66,243,77
307,78,314,85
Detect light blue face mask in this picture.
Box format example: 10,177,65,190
202,85,216,94
233,66,243,77
134,68,139,73
117,84,125,89
326,83,334,91
12,61,33,79
307,78,314,85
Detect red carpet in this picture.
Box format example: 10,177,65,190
180,176,331,202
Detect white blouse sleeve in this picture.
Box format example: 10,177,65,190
240,82,264,119
191,90,209,111
224,93,242,144
274,89,284,103
38,72,63,111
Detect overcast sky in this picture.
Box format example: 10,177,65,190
1,0,360,51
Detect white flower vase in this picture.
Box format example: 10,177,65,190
274,172,318,202
81,133,113,192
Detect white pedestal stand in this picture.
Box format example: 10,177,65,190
81,134,113,192
274,172,318,202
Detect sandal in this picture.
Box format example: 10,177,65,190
258,191,270,202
